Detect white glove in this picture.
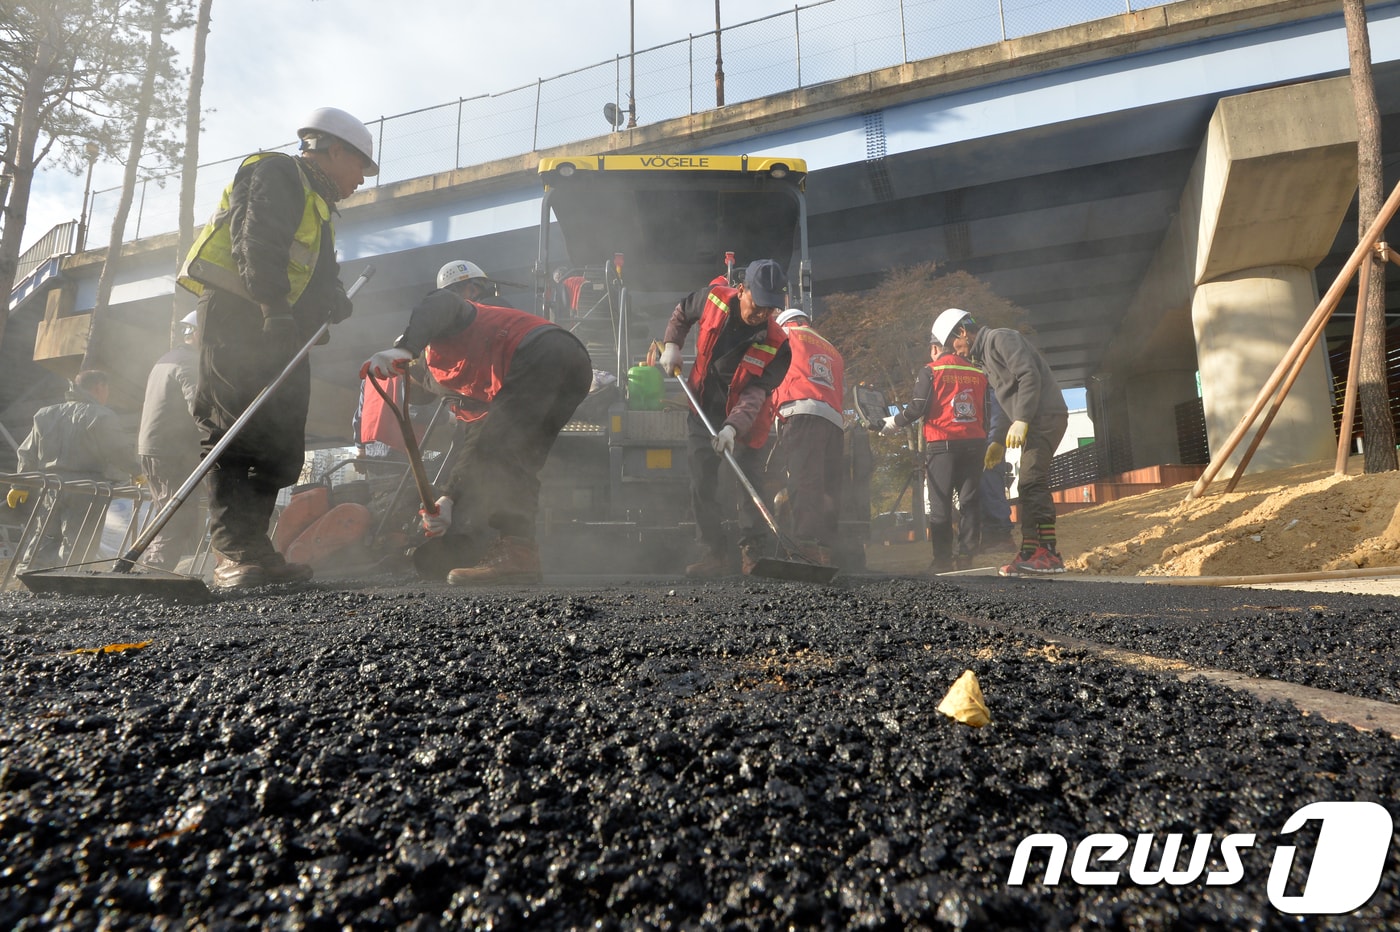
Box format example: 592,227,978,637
420,495,453,537
658,342,683,376
712,424,737,456
1006,420,1030,449
879,415,900,436
361,347,413,380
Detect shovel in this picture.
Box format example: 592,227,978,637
671,370,838,584
19,267,377,599
363,370,486,578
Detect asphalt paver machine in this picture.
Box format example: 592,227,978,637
533,154,870,574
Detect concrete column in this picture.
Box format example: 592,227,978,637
1191,266,1336,472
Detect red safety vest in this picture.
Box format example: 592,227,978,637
686,284,787,448
424,303,551,420
771,322,844,417
922,352,988,443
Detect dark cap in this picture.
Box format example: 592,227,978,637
743,259,787,309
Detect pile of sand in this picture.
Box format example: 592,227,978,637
1057,456,1400,577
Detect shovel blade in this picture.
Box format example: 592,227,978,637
748,556,839,584
19,568,211,601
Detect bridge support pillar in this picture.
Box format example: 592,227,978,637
1191,266,1336,473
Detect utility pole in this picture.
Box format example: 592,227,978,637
715,0,725,107
77,141,99,252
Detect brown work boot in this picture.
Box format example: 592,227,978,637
447,536,542,586
262,553,314,584
212,556,268,589
740,541,765,576
685,550,729,579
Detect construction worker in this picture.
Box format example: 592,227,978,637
659,259,792,577
135,311,203,569
15,370,136,566
360,259,591,585
770,307,845,566
177,106,374,588
881,323,989,572
931,308,1069,575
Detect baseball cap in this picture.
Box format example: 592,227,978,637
743,259,787,309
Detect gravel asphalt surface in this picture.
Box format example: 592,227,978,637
2,572,1398,929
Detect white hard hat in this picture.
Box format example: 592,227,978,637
297,107,379,175
436,260,488,290
931,308,971,346
179,310,199,328
775,308,809,327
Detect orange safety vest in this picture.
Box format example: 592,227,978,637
772,321,844,421
424,303,551,420
922,352,988,443
686,284,787,448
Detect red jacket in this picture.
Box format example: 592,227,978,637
922,352,988,443
686,285,788,448
424,303,550,419
772,321,844,427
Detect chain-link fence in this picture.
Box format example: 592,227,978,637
81,0,1184,251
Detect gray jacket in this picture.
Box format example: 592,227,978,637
137,343,200,458
17,387,136,482
968,327,1067,438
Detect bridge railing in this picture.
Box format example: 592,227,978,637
80,0,1182,252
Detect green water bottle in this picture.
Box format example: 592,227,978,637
627,363,663,410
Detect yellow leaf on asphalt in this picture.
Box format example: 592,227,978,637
70,640,153,655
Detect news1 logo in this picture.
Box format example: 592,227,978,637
1008,801,1393,915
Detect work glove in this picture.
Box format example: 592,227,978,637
6,488,28,509
420,496,453,538
1005,420,1030,449
712,424,737,456
361,347,414,380
879,415,900,437
262,314,296,340
328,289,354,324
658,342,683,376
983,442,1006,470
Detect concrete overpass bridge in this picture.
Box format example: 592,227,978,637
10,0,1400,478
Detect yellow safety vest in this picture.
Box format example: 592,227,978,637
177,152,330,303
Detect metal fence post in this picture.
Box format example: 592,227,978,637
794,6,802,88
374,118,384,185
689,36,694,114
455,98,463,169
998,0,1007,41
532,79,543,151
133,179,148,240
899,0,908,63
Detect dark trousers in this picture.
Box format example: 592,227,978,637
194,290,311,563
141,453,204,569
926,438,984,561
777,415,844,547
1017,411,1069,543
446,330,592,541
687,415,766,555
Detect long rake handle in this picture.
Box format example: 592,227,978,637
366,371,437,514
114,266,376,573
670,369,786,544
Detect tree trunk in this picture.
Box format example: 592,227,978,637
0,16,64,351
1343,0,1397,472
172,0,213,345
84,1,169,372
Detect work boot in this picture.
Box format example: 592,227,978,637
262,553,314,584
740,541,765,576
953,551,976,571
447,536,542,586
212,556,268,589
998,546,1065,577
685,549,729,579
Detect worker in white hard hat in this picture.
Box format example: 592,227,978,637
360,259,592,585
135,311,204,569
175,106,375,588
769,306,846,567
880,315,990,572
928,307,1069,575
